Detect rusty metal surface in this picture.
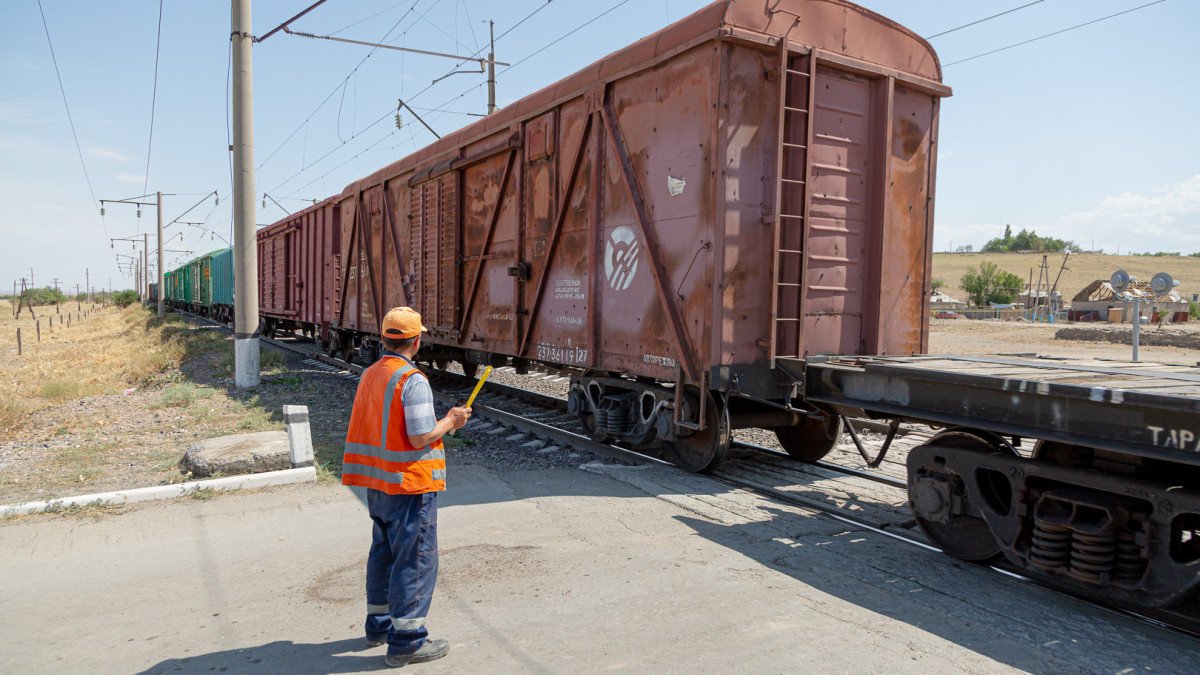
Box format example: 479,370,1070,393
257,197,341,331
315,0,949,398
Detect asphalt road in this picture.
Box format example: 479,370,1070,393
2,460,1197,673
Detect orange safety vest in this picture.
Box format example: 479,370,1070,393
342,356,446,495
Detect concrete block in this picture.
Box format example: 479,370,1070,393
181,431,290,478
282,405,314,468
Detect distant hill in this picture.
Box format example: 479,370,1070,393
931,253,1200,306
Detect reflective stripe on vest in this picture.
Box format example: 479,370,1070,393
342,357,446,495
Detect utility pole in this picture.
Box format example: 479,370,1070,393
232,0,260,388
487,19,496,115
85,268,90,305
156,191,165,317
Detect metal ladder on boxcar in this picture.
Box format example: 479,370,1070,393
769,45,815,366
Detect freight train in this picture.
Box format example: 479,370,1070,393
160,0,1199,614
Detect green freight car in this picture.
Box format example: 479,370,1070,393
209,248,234,322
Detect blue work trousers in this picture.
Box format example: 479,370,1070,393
364,490,439,655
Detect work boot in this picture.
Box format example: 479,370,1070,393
384,639,450,667
365,635,386,648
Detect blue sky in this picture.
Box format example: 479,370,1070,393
1,0,1197,291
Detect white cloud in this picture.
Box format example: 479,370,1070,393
1055,175,1200,253
937,175,1200,254
114,173,145,184
87,146,132,163
0,99,42,124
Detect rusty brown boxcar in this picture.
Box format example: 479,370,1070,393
327,0,950,471
256,197,342,345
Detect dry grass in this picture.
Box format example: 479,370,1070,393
0,300,224,435
932,253,1200,305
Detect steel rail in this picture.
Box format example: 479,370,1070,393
169,310,1200,639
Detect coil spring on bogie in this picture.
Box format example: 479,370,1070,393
595,398,631,435
1069,531,1117,584
1029,520,1072,570
1115,529,1148,580
603,404,629,434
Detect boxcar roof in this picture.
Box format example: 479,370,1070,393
341,0,943,196
256,196,340,240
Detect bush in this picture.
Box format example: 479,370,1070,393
18,286,66,306
112,290,140,307
981,225,1080,253
961,261,1024,306
1191,301,1199,320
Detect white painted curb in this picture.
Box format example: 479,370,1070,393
0,466,317,518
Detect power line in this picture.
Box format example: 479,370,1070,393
255,0,424,172
305,0,632,191
328,0,413,36
925,1,1046,40
944,0,1168,67
140,0,165,218
263,0,563,196
36,0,106,240
420,0,634,122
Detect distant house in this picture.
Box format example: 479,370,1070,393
1017,289,1063,312
1068,280,1189,323
930,289,965,310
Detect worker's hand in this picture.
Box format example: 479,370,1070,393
447,406,472,430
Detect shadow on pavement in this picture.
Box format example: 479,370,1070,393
138,637,389,674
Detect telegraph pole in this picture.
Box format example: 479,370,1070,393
232,0,260,387
156,191,165,317
487,19,496,115
85,268,90,305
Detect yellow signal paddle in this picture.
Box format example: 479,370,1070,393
450,365,492,436
464,365,493,408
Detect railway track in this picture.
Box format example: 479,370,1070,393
173,311,1200,639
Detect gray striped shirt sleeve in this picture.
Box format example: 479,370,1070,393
401,373,437,436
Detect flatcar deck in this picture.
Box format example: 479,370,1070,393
803,354,1200,465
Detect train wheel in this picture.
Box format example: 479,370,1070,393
910,430,1014,563
670,393,730,473
774,412,843,462
461,362,479,379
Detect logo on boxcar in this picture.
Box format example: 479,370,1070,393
604,225,640,291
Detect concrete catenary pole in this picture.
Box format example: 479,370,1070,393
486,20,496,115
85,267,90,305
232,0,260,388
157,191,165,317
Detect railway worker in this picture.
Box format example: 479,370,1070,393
342,306,472,667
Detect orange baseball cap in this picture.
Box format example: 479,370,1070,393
381,307,428,339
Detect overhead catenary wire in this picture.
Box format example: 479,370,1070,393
263,0,555,195
417,0,635,124
140,0,165,221
925,0,1046,40
35,0,107,241
255,0,425,172
944,0,1169,67
287,0,635,199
